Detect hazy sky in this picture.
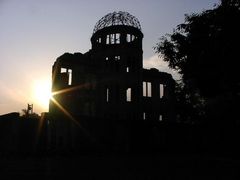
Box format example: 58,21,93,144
0,0,219,115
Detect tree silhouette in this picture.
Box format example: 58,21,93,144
155,0,240,124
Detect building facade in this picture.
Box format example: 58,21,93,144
49,12,175,152
49,12,175,150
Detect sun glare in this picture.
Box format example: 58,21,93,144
32,79,52,111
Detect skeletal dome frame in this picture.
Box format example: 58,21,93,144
93,11,141,33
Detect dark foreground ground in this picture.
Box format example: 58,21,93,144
1,153,240,180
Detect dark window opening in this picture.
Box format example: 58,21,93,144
106,88,109,102
106,33,121,44
160,84,164,98
61,68,67,73
96,37,102,43
126,34,135,42
110,34,115,44
143,81,152,97
126,58,133,72
106,35,110,44
115,56,120,61
159,114,163,121
143,112,146,120
116,33,120,44
68,69,72,85
126,88,132,102
60,68,72,85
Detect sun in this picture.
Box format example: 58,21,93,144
32,79,52,111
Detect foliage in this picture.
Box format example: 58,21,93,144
155,0,240,123
155,0,240,98
175,81,205,123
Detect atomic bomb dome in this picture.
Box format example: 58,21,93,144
93,11,141,34
50,11,175,151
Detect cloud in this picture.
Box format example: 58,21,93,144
143,55,181,80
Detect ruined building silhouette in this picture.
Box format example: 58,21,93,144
49,12,175,151
49,11,175,120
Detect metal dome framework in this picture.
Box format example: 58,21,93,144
93,11,141,34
